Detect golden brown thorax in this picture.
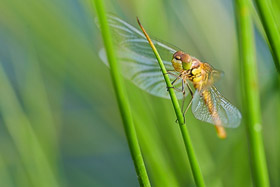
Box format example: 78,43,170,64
171,51,210,90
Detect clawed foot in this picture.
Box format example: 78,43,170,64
175,114,186,124
166,86,174,91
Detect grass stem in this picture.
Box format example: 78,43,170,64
92,1,151,187
137,18,205,187
254,0,280,72
0,64,59,187
235,0,270,186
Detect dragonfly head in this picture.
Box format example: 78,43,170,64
172,51,192,72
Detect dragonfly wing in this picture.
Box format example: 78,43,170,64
191,86,242,128
99,48,183,99
200,63,224,90
98,15,184,99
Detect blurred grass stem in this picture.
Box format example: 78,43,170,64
0,64,59,187
92,1,151,186
137,18,205,187
254,0,280,72
235,0,270,186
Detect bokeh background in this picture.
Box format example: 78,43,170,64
0,0,279,186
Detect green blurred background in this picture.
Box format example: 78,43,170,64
0,0,279,186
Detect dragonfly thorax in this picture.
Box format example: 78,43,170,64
172,51,204,86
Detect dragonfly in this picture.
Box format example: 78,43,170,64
98,15,242,138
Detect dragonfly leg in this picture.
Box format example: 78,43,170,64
180,80,187,123
165,70,179,80
181,79,186,112
182,82,194,121
186,82,194,97
183,97,193,117
165,70,177,76
174,81,193,124
164,71,182,84
167,87,183,92
171,74,182,85
175,97,194,124
166,74,182,91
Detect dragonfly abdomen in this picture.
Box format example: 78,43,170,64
202,90,226,138
202,90,222,126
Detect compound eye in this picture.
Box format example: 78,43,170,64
175,56,181,60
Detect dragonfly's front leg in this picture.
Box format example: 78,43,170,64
166,72,182,91
165,70,177,76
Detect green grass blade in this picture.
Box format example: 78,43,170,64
254,0,280,72
0,64,59,187
0,155,13,187
10,44,60,176
137,18,205,187
235,0,270,186
91,1,151,187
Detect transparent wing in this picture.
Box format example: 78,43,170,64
97,14,184,99
200,62,224,91
191,86,242,128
